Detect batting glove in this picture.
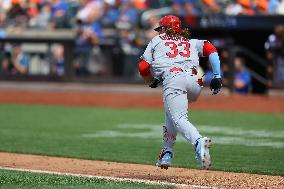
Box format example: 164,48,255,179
149,78,160,88
210,78,222,95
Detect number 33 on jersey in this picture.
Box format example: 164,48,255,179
165,41,190,58
141,33,206,67
140,33,218,80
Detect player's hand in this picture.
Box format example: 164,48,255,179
210,78,222,95
149,78,160,88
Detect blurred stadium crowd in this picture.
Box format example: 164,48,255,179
0,0,284,94
0,0,283,32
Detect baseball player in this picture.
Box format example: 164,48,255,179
138,15,222,170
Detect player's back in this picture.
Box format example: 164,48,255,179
142,33,205,79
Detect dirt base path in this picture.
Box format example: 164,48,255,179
0,90,284,113
0,152,283,189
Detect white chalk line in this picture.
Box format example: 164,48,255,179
0,166,223,189
82,124,284,148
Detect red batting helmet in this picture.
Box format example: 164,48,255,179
154,15,182,33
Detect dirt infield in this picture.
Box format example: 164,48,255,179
0,152,283,189
0,89,284,113
0,85,283,189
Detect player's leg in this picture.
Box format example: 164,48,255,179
162,111,177,152
186,76,212,169
164,91,201,147
156,111,177,169
164,89,212,169
187,75,202,103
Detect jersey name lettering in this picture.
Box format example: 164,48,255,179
159,35,187,41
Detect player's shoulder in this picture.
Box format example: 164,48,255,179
145,35,161,47
189,39,208,47
189,38,207,43
150,34,166,42
148,34,172,47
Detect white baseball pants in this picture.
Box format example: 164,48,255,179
161,71,202,154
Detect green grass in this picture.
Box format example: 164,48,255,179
0,104,283,175
0,169,172,189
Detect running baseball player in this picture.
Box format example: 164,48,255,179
138,15,222,170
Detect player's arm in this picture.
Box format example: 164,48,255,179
139,39,160,88
138,59,153,83
203,41,221,78
138,59,160,88
203,41,222,94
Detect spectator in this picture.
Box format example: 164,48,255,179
255,0,269,15
144,13,159,41
0,44,5,73
132,0,147,10
238,0,255,15
29,3,51,28
117,1,139,27
74,23,102,74
145,0,171,9
265,26,284,55
184,0,200,15
225,0,243,15
1,0,283,32
6,0,25,19
0,12,6,38
116,23,138,77
268,0,279,14
170,0,200,16
2,44,29,75
51,45,64,76
226,0,255,15
265,24,284,86
27,0,39,19
0,0,12,11
74,0,104,75
101,1,119,27
200,0,221,14
76,0,104,24
49,0,70,29
6,0,29,29
171,0,185,15
234,57,252,94
277,0,284,14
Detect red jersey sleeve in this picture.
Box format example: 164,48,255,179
203,41,217,57
138,59,151,77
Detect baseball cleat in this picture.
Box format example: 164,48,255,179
195,137,212,170
156,152,172,170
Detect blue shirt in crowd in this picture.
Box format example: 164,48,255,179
52,0,69,16
91,22,103,39
235,70,251,94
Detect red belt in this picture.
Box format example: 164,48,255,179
169,67,183,72
169,67,197,75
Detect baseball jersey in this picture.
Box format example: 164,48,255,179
141,33,206,80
